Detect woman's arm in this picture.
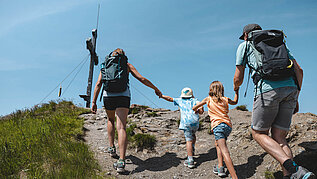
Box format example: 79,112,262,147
161,95,174,102
192,97,208,112
228,88,239,105
128,63,162,97
91,72,103,113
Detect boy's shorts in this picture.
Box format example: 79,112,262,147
213,123,232,141
252,86,298,131
183,128,198,141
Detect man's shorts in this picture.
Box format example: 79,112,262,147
183,127,198,142
252,86,298,131
213,123,232,141
103,96,130,110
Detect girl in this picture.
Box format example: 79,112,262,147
193,81,239,179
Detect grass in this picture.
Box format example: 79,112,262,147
129,105,149,114
146,112,158,117
0,100,101,178
236,105,249,111
131,133,157,150
264,170,275,179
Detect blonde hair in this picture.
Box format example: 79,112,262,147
209,81,224,102
113,48,125,56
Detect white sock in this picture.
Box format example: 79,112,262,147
188,156,194,161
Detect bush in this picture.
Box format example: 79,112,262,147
146,112,158,117
131,133,156,150
236,105,248,111
264,170,275,179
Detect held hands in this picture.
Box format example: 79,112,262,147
155,89,162,98
234,86,240,92
91,103,97,114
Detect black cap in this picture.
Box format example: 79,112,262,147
239,24,262,40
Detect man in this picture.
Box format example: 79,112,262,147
233,24,315,179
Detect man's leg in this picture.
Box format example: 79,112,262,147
105,110,116,148
252,129,290,166
115,107,129,160
271,127,293,176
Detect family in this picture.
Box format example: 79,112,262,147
90,24,315,179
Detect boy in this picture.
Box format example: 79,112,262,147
161,87,203,168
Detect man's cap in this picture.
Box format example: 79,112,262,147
239,24,262,40
180,87,193,98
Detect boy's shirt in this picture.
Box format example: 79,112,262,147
173,98,200,130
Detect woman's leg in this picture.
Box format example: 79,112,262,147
105,109,116,147
216,139,238,179
115,107,129,160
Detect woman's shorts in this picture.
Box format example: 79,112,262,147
213,123,232,141
103,96,130,110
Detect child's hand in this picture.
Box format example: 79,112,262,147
234,87,240,93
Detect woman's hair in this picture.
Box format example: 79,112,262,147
113,48,125,56
209,81,224,102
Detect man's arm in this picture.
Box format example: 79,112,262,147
234,65,245,91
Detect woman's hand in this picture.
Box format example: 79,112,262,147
91,103,97,114
155,89,162,98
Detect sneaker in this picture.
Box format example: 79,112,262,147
213,165,218,174
290,166,315,179
107,146,116,157
113,159,125,173
217,166,226,177
184,159,195,169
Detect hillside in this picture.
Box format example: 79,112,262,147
81,105,317,179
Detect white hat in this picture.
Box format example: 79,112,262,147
180,87,193,98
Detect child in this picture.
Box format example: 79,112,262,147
161,87,203,168
193,81,239,179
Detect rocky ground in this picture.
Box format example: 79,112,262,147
80,105,317,179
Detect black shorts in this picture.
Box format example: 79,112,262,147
103,96,130,110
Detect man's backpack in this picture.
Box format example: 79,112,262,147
100,52,129,92
245,30,297,87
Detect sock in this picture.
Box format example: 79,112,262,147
283,159,298,174
188,156,194,161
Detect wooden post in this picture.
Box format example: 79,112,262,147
80,29,98,108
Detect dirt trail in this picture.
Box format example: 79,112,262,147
81,106,317,179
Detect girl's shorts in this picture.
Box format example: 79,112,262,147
213,123,232,141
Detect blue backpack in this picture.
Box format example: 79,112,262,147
100,52,129,92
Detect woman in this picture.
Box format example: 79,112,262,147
91,48,162,173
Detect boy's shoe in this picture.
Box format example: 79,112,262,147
213,165,226,177
184,159,195,169
107,146,116,157
290,166,315,179
113,159,125,173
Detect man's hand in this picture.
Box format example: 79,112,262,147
91,103,97,114
293,101,299,114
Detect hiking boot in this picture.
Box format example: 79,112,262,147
290,166,316,179
113,159,125,173
107,146,116,157
184,159,195,169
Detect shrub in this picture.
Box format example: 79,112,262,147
236,105,248,111
131,133,156,150
264,170,275,179
146,112,158,117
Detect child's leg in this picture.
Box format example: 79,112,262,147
186,140,194,157
216,139,238,179
184,130,194,159
215,140,224,168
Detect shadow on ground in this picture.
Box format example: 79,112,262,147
195,147,217,167
235,153,267,179
127,152,182,174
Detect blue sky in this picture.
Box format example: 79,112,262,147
1,0,316,116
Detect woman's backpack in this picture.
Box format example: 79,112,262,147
100,52,129,92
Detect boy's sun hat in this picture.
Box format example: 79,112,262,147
180,87,193,98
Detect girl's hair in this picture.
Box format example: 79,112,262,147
209,81,224,102
113,48,125,56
